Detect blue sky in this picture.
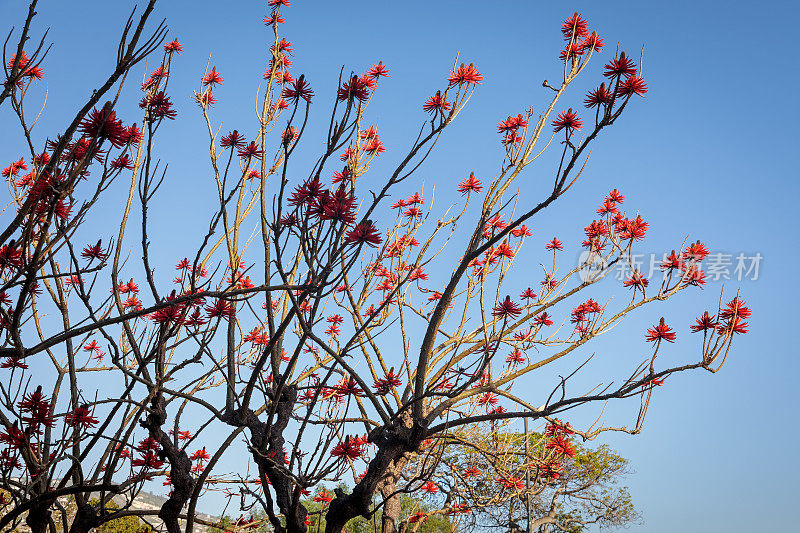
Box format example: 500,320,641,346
1,1,798,531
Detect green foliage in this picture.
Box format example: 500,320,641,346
299,486,451,533
89,499,151,533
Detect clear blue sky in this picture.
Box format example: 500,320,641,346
2,1,798,531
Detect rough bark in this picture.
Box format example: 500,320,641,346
325,413,422,533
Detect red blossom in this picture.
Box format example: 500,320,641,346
683,241,710,261
238,141,263,160
81,241,107,261
367,61,390,79
546,237,563,251
561,12,589,41
585,83,613,108
423,91,451,115
65,405,98,429
283,75,314,103
552,108,582,133
79,108,127,148
190,447,211,462
164,39,183,53
331,436,363,460
691,311,717,333
604,52,637,78
338,75,370,103
344,220,382,247
448,62,483,86
646,318,676,343
493,296,522,319
617,75,647,97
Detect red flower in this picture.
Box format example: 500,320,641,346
607,189,625,203
336,377,364,397
561,12,589,41
124,124,143,146
463,466,480,478
190,447,211,462
448,62,483,86
373,370,402,395
313,489,333,503
238,141,263,160
552,108,582,133
282,75,314,103
132,451,164,469
477,392,498,406
546,237,563,251
422,480,439,494
263,13,286,25
363,137,385,155
718,297,750,334
152,301,186,324
683,241,710,261
580,31,604,52
337,75,370,103
110,154,134,170
497,114,528,133
520,288,537,300
1,357,28,369
690,312,717,333
345,220,382,247
18,388,55,430
164,39,183,54
604,52,637,78
0,424,26,449
617,75,647,97
506,350,526,366
682,265,706,287
546,434,576,457
720,297,751,320
620,215,648,241
2,158,27,178
138,436,160,451
544,419,574,436
65,405,98,429
493,296,522,319
81,241,107,261
331,436,363,460
623,271,649,291
139,91,177,119
83,340,102,355
720,316,749,335
584,83,613,108
79,108,127,148
367,61,390,79
498,476,525,491
423,91,451,115
646,319,676,343
205,299,235,320
408,512,427,524
660,250,684,271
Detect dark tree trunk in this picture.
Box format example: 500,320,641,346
325,414,422,533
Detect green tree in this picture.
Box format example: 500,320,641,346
88,499,151,533
298,487,451,533
411,425,640,532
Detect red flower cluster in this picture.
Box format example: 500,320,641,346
604,52,647,96
447,62,483,86
423,90,450,115
646,318,676,343
493,296,522,319
331,435,365,460
552,108,583,134
559,13,604,60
